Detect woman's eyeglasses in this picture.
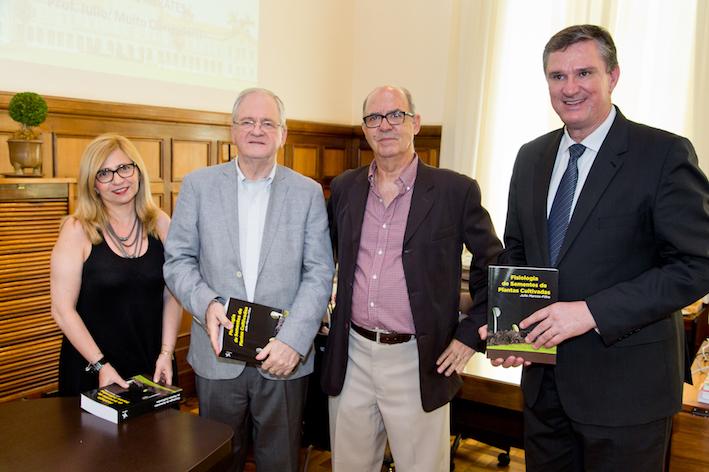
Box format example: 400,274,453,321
96,162,138,183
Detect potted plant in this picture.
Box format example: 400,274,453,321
6,92,48,176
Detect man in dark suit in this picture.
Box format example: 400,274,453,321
496,25,709,471
321,85,502,471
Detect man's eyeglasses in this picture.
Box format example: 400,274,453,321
96,162,138,183
362,110,414,128
233,119,282,132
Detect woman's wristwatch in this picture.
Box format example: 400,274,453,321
85,356,107,374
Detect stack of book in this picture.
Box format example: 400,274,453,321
80,374,182,424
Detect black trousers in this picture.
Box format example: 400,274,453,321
524,366,672,472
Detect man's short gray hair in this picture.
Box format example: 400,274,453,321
231,87,287,129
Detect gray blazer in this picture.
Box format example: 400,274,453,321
164,162,334,380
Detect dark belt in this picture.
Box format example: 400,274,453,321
351,323,413,344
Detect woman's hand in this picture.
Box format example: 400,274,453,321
153,351,174,385
98,363,129,388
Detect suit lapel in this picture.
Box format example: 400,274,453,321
258,166,288,275
556,112,628,264
404,161,434,246
347,168,370,264
534,131,563,265
220,163,242,270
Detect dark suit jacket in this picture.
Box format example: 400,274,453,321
321,159,502,411
503,109,709,426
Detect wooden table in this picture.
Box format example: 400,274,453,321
0,397,233,472
458,352,523,411
453,348,709,469
683,301,708,359
670,341,709,472
451,353,523,466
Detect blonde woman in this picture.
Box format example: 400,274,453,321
51,133,181,395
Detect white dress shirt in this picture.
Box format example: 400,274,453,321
236,159,276,302
547,105,617,217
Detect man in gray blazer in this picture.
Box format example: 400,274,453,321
164,88,334,472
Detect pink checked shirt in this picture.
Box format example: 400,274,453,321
350,156,418,335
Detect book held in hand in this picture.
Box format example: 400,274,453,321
80,374,182,424
218,297,287,364
486,265,559,364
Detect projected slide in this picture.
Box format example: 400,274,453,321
0,0,258,92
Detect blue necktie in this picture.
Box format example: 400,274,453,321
548,143,586,266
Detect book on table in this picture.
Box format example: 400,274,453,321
80,374,182,424
486,265,559,364
218,297,287,364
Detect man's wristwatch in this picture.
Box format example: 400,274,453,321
85,357,107,374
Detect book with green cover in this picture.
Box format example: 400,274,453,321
218,297,287,364
80,374,182,424
486,265,559,364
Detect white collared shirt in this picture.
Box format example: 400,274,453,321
236,159,276,302
546,106,617,216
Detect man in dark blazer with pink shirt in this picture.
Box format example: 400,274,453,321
321,85,502,472
496,25,709,471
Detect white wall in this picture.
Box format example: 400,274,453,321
351,0,454,124
258,0,354,124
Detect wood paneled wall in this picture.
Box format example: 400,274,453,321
0,92,440,205
0,92,441,399
0,180,73,402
